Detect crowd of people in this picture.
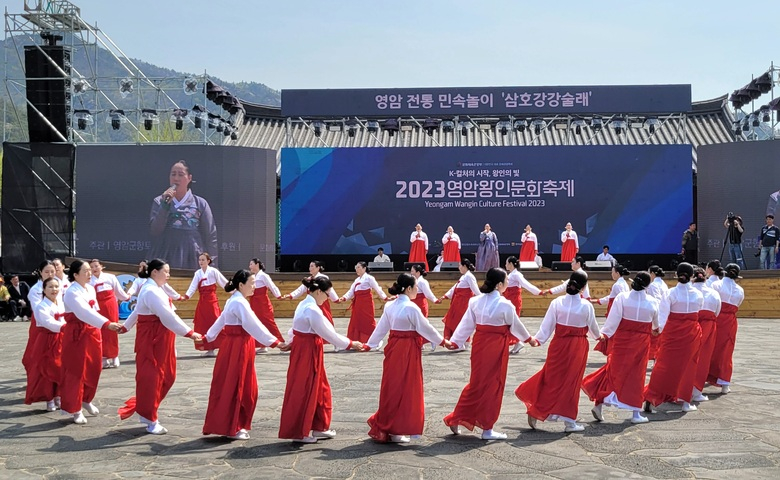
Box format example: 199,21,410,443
13,252,745,443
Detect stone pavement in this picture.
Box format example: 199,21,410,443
1,316,780,479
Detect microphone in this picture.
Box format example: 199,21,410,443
163,184,176,203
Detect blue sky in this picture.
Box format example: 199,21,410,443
4,0,779,101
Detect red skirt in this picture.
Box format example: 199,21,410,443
279,331,332,439
409,240,429,271
644,312,701,406
694,310,717,391
203,326,258,436
118,314,177,423
194,283,222,351
648,334,660,361
96,289,120,358
519,241,536,262
560,238,577,262
368,330,425,441
516,324,589,422
581,319,651,409
60,313,103,414
22,315,40,371
707,303,739,385
443,241,461,263
442,288,474,340
594,297,616,356
250,287,284,347
347,289,376,343
444,325,511,431
412,293,429,317
502,286,522,346
319,300,334,325
25,327,63,404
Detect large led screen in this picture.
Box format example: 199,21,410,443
281,145,692,257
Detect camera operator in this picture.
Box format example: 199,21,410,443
723,213,746,270
759,214,780,269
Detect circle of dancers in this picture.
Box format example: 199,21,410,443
19,255,744,442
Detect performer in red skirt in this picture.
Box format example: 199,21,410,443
283,261,339,326
590,264,630,356
516,271,599,433
705,260,723,287
559,222,579,262
118,259,202,435
643,263,703,413
364,273,451,443
408,223,430,271
442,226,462,263
581,272,659,424
279,276,363,443
646,265,670,361
25,277,66,411
338,262,388,343
707,263,745,394
183,252,227,356
546,257,591,300
445,268,538,440
410,264,437,317
248,258,283,351
519,224,538,262
202,269,286,440
437,259,480,346
22,261,57,377
691,266,721,402
503,256,542,354
89,259,131,369
61,259,123,425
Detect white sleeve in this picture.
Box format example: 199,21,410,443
522,232,528,243
239,301,279,346
574,232,579,249
423,233,429,251
366,309,392,349
535,301,558,345
69,293,108,329
343,279,358,301
205,312,227,343
327,287,339,302
420,280,437,302
163,283,181,300
289,283,307,299
410,232,417,243
112,275,130,301
518,274,541,296
509,309,531,342
549,279,568,295
466,274,481,296
450,300,477,347
600,295,624,338
265,275,282,298
561,231,568,243
532,234,538,250
126,278,140,297
185,271,200,297
150,291,193,337
586,303,600,339
650,299,660,330
123,308,138,331
442,234,450,244
444,282,457,299
597,294,609,305
28,286,44,311
658,292,672,331
215,269,228,288
369,275,387,300
455,234,461,249
412,306,444,345
34,305,65,333
309,308,352,349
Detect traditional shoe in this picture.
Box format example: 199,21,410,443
23,315,29,321
527,415,537,430
643,401,654,413
333,345,341,353
510,343,524,354
293,436,318,443
564,422,585,433
46,400,58,412
256,347,269,354
72,412,87,424
312,429,336,439
481,429,507,440
204,350,217,357
721,385,731,394
113,357,120,367
229,431,250,440
682,402,698,412
692,392,709,402
389,434,411,443
82,402,99,415
631,414,649,424
591,405,604,422
146,421,168,435
54,397,61,408
449,425,461,435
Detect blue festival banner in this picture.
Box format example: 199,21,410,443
280,145,692,256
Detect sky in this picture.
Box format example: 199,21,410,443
3,0,780,101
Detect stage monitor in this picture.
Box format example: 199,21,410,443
280,145,692,258
519,261,540,271
404,262,426,271
368,262,393,271
585,261,613,271
551,261,572,271
441,261,460,271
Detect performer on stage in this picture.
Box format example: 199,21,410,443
438,259,480,346
707,263,745,394
183,252,228,356
22,261,57,377
52,258,70,292
705,260,723,287
476,224,500,271
442,226,462,263
560,222,579,262
364,273,450,443
118,259,202,434
519,225,538,262
126,260,182,301
691,266,721,402
445,268,537,440
338,262,388,343
409,224,429,271
545,256,591,300
61,259,122,425
590,264,631,356
202,269,287,440
516,270,599,433
581,272,659,424
433,250,444,272
503,256,542,354
646,265,669,361
89,259,130,369
248,258,283,352
643,263,703,413
278,276,363,443
283,261,339,326
410,264,437,318
25,277,65,411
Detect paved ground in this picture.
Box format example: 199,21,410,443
1,315,779,479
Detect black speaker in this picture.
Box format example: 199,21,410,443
24,45,71,142
441,261,460,272
551,261,572,271
404,262,425,271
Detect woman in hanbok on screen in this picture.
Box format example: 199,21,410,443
476,224,500,271
149,160,218,270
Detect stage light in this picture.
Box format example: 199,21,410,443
183,77,198,95
207,113,222,130
382,119,400,137
119,77,133,98
107,109,127,130
441,120,455,133
770,97,780,111
496,120,511,135
531,118,545,135
760,106,771,123
612,116,627,135
571,117,586,135
745,81,762,100
346,119,359,137
312,120,324,137
732,120,741,134
422,118,441,136
366,120,379,133
73,109,93,130
554,121,567,130
751,113,760,127
742,117,750,132
458,120,472,136
141,109,159,131
230,130,238,140
73,78,90,96
205,81,225,102
189,105,207,129
755,72,773,94
645,117,658,134
513,119,527,132
327,122,343,132
223,125,232,137
590,116,603,132
170,108,188,130
729,90,744,110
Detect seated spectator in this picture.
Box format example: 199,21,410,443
373,248,391,263
0,278,11,321
596,245,616,266
8,274,31,321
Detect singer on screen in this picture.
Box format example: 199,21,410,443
149,160,218,270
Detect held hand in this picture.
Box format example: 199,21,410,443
191,332,204,343
597,334,607,342
349,341,364,351
529,338,541,347
278,342,292,352
384,296,396,302
442,339,455,350
589,298,599,304
106,322,122,332
652,328,660,337
179,294,190,301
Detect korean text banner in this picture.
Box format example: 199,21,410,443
281,85,691,117
281,145,692,256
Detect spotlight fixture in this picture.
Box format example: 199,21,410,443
645,117,659,134
327,122,343,132
73,109,93,130
230,130,238,140
458,120,472,136
422,118,441,136
119,77,134,98
755,72,773,94
107,109,127,130
751,113,760,127
312,120,324,137
590,116,603,132
346,118,359,137
759,106,771,123
531,118,545,135
366,120,379,133
513,119,527,132
571,117,586,135
189,105,207,129
745,81,761,100
183,77,198,95
170,108,188,130
205,80,225,102
141,109,159,131
223,125,232,137
382,118,400,137
612,116,627,134
207,113,221,130
496,120,511,135
732,120,741,134
73,78,90,96
742,117,751,132
441,120,455,133
554,121,568,130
